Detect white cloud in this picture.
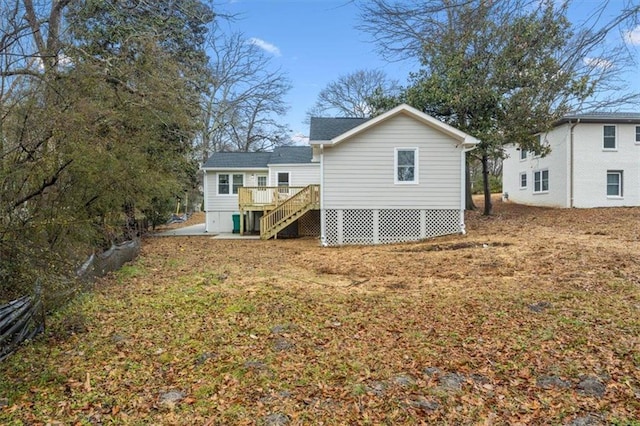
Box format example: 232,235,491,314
290,132,309,145
583,57,613,70
248,37,281,57
624,25,640,45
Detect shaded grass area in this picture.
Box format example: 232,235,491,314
1,201,639,424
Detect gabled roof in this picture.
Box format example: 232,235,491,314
309,117,370,141
309,104,480,150
202,146,313,170
555,112,640,125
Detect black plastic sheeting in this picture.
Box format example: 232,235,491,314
0,292,44,362
0,239,140,361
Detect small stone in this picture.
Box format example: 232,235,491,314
470,373,490,385
528,302,552,313
366,381,386,396
439,373,466,391
195,352,217,365
392,375,415,387
262,412,290,426
568,414,604,426
272,337,294,352
536,375,571,389
577,376,606,398
409,396,440,411
0,398,8,408
270,324,289,334
111,334,126,343
423,367,442,377
159,390,185,405
244,360,268,370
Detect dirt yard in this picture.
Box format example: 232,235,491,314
1,198,639,425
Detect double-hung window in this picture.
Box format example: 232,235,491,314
603,125,616,149
533,169,549,193
277,172,290,195
607,171,623,197
218,173,244,195
395,148,418,184
519,149,527,160
519,172,527,189
635,126,640,144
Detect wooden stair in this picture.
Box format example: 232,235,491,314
260,185,319,240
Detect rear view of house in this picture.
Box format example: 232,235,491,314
503,113,640,208
201,146,319,234
311,104,479,245
202,104,479,245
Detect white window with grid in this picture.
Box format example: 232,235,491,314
607,171,623,197
218,173,244,195
603,125,616,150
533,169,548,193
394,148,418,184
519,172,527,189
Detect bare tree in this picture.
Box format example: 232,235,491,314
358,0,640,214
359,0,640,111
197,31,291,160
306,69,400,119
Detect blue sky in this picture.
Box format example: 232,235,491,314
219,0,640,140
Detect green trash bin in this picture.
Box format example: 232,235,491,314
232,214,240,233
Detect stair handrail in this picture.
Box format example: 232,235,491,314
260,185,319,239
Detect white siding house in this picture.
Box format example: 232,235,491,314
201,104,479,245
202,148,319,233
503,113,640,208
310,104,479,246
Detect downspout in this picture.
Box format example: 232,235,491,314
569,120,579,208
459,142,467,234
202,170,208,232
319,144,326,246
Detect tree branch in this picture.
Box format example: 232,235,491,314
12,159,73,208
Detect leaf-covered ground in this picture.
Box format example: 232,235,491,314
1,200,639,425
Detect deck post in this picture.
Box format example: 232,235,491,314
240,207,244,235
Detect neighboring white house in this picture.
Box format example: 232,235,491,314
503,112,640,208
202,104,479,245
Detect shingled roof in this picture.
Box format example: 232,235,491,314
555,112,640,125
202,146,313,169
309,117,370,141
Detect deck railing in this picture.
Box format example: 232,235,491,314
238,186,306,210
260,185,320,239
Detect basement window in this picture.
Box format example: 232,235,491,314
607,171,623,197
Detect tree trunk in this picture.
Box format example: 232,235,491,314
482,153,492,215
465,156,476,210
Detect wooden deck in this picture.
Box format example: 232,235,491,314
238,186,307,211
238,185,320,238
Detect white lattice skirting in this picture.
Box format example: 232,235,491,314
322,209,463,246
